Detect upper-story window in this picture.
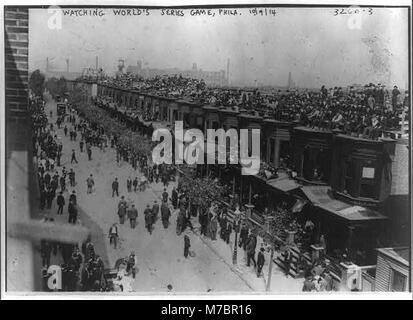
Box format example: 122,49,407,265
360,161,377,199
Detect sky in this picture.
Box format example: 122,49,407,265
29,6,409,88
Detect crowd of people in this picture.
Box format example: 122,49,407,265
82,72,410,141
35,68,409,292
31,95,109,291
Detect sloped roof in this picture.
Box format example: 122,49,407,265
300,186,387,222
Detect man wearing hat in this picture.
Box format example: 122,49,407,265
257,247,265,277
183,234,191,259
109,223,119,249
126,251,137,279
86,174,94,194
56,191,65,215
162,188,169,203
144,204,153,234
69,190,77,205
152,200,160,223
161,201,171,229
117,196,127,224
127,204,138,229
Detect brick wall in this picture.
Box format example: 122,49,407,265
4,6,36,291
5,6,29,154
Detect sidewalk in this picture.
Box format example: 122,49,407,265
148,183,304,293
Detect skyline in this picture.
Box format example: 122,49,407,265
29,7,409,88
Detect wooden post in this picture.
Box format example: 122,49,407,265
232,175,236,199
240,175,243,204
248,180,252,204
266,247,275,292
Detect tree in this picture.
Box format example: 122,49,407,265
45,76,67,98
178,168,229,209
29,69,45,97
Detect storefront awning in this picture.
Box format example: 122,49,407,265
266,178,302,192
300,186,387,222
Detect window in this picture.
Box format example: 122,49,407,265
391,269,406,292
360,162,377,199
362,167,375,179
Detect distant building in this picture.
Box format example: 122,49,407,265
44,70,83,81
126,61,228,87
287,72,295,89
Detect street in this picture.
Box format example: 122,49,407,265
38,94,256,292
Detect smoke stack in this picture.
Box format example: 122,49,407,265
227,58,230,86
66,58,69,73
46,57,49,72
96,56,99,70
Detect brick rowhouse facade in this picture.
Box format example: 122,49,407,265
4,7,36,291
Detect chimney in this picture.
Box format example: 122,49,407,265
96,56,99,70
66,58,69,73
46,57,49,72
227,58,230,85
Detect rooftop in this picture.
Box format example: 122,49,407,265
377,247,410,266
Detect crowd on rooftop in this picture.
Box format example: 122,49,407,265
80,72,410,140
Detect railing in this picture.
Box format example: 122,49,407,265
360,266,376,291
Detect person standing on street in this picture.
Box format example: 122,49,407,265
109,223,119,249
246,233,257,268
162,188,169,203
127,204,138,229
60,175,66,192
144,204,153,234
171,187,178,209
80,140,84,153
117,196,127,225
87,146,92,161
86,174,94,194
69,168,76,187
57,191,65,215
152,200,159,223
69,190,77,205
68,201,78,224
239,223,249,250
64,125,68,137
184,235,191,258
126,251,137,279
257,247,265,277
71,149,78,164
133,177,138,192
161,201,171,229
126,176,132,193
112,177,119,197
209,214,218,240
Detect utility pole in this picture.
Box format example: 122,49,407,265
232,206,241,265
266,246,275,292
227,58,230,86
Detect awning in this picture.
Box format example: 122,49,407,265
300,186,387,222
266,178,302,192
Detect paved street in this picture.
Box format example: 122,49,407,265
37,94,256,293
32,93,303,293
